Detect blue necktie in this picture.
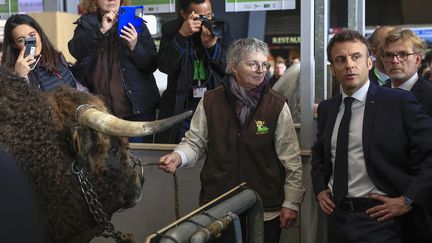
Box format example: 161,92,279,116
333,97,355,204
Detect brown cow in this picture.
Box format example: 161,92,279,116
0,67,190,243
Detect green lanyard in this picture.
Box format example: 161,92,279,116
193,59,207,85
373,68,387,86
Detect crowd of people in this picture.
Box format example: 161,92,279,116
3,0,432,242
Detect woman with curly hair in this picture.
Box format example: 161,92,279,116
1,14,77,91
68,0,160,143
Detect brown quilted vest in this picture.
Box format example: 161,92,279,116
201,85,286,211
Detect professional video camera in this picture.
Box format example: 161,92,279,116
198,15,224,38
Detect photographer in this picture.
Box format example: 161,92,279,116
1,14,76,91
156,0,232,143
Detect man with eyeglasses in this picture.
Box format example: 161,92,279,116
379,28,432,243
312,29,432,243
159,38,304,243
156,0,232,144
380,28,432,116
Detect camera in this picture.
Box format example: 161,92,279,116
198,15,224,38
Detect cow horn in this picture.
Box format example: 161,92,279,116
75,104,193,137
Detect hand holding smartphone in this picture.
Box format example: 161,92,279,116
117,6,144,36
24,37,36,58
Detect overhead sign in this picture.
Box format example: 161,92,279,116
226,0,295,12
269,35,301,45
0,0,18,15
132,0,175,13
265,34,300,50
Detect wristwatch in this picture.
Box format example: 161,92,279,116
403,196,414,206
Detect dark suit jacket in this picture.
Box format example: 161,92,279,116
311,84,432,240
385,78,432,177
156,17,232,143
384,77,432,116
411,78,432,115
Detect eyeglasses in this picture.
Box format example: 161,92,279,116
382,52,418,62
198,11,214,20
247,61,270,72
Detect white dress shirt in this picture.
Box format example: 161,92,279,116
391,72,419,91
329,81,386,197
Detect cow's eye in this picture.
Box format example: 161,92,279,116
110,147,119,155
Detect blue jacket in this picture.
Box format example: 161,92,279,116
28,55,76,91
68,13,159,115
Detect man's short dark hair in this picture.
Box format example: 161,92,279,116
368,26,389,48
179,0,207,11
327,29,370,63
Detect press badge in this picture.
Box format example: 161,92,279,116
193,86,207,98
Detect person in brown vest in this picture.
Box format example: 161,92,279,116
159,38,304,243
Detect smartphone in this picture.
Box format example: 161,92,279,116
118,6,144,36
24,37,36,57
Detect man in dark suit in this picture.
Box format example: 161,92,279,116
368,26,394,86
381,28,432,116
380,28,432,243
311,30,432,243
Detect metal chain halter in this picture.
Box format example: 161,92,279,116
71,153,180,243
71,160,136,243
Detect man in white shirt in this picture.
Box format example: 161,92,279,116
312,29,432,243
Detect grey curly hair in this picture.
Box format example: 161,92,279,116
226,38,269,74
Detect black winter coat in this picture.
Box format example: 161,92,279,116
156,17,232,143
28,55,77,91
68,12,159,115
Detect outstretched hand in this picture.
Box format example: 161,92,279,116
159,152,182,173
